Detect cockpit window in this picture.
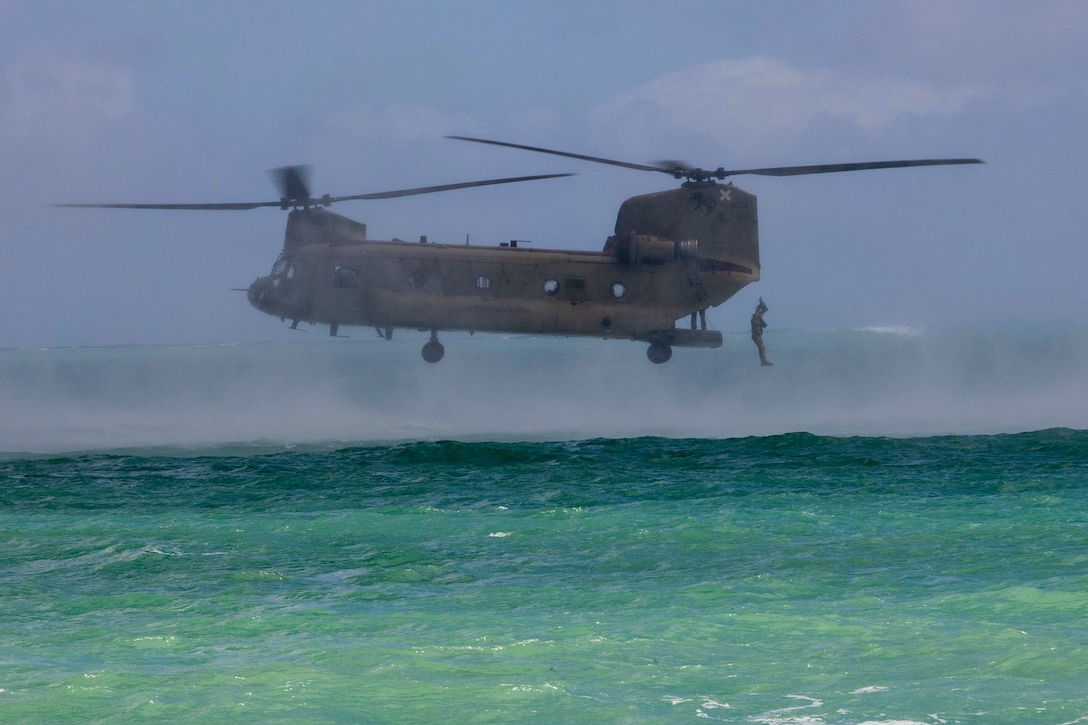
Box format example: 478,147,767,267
272,254,291,276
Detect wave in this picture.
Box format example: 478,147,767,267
9,425,1086,460
5,430,1086,513
2,325,1087,456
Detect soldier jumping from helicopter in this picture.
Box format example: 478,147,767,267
751,298,772,366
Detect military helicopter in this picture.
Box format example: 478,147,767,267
58,138,981,363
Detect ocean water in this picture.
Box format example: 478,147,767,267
2,326,1088,723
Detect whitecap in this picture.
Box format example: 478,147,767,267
854,324,923,336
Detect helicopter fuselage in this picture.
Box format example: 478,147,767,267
247,181,761,361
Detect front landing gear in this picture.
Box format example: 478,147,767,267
647,341,672,364
422,330,445,363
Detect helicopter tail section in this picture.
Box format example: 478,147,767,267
611,183,760,310
612,183,759,270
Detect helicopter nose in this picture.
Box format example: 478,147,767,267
247,276,276,311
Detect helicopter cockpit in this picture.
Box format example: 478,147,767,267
247,252,302,319
270,252,295,283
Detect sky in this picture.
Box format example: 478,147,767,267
2,0,1086,348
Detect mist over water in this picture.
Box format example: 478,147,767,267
3,324,1087,454
5,327,1088,723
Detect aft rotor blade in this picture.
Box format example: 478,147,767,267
718,158,984,178
329,173,574,202
448,136,671,175
449,135,983,181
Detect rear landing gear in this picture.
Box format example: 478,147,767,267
647,341,672,364
422,331,445,363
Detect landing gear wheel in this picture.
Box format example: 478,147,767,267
422,339,445,363
647,342,672,364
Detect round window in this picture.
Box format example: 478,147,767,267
610,282,628,299
408,271,427,289
543,279,560,296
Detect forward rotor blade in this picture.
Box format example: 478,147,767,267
54,173,574,211
270,165,312,200
53,201,282,210
448,136,670,175
329,173,574,202
718,158,984,178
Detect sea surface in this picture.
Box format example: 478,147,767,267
2,326,1088,723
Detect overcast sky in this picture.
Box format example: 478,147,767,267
2,0,1086,348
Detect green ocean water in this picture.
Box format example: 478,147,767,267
3,329,1088,723
3,433,1088,723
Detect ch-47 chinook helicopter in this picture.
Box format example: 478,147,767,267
58,137,981,363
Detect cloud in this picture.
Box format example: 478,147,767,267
3,51,135,122
590,57,991,151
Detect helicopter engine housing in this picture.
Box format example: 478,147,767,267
612,233,698,265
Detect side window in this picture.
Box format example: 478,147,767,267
408,271,427,289
333,265,359,289
476,275,492,291
543,279,560,296
611,282,628,298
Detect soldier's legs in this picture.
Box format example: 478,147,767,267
753,334,773,366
